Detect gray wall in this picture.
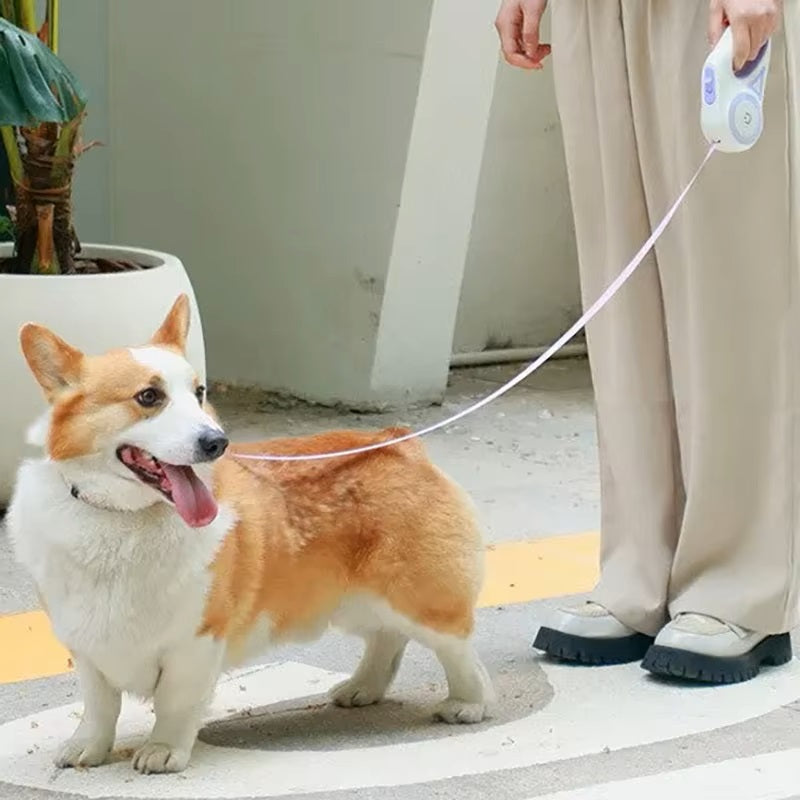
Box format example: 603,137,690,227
454,47,580,354
59,1,580,396
59,0,110,244
106,0,432,398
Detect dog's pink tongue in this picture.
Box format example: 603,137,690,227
162,464,218,528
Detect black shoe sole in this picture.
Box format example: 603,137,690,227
641,633,794,685
533,626,655,666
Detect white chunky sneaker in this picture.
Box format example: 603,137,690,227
641,612,793,684
533,601,654,665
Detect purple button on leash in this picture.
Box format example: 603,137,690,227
703,66,717,105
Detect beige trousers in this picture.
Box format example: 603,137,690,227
550,0,800,635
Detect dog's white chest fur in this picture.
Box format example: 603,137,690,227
7,459,232,695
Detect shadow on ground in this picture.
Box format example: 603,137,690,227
201,648,553,751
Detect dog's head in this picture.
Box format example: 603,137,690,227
19,294,226,528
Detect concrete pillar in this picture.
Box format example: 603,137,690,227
369,0,501,407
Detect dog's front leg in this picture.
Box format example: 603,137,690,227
132,636,223,775
56,656,121,768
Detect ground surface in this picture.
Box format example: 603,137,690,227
1,360,798,800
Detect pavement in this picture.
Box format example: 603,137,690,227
1,359,799,800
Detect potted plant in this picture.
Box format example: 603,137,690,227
0,1,207,505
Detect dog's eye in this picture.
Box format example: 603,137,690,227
195,385,206,405
135,387,163,408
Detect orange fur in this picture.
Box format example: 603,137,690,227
21,299,484,657
13,296,491,773
20,324,84,401
151,295,190,353
20,300,203,462
29,349,173,460
202,429,483,650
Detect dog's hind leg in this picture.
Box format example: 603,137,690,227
331,629,409,708
430,633,494,724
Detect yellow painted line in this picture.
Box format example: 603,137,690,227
0,532,600,685
0,610,72,685
478,531,599,607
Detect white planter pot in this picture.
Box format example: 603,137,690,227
0,244,206,506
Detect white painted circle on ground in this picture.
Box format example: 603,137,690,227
531,747,800,800
1,658,799,798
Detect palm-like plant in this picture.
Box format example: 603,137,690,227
0,0,89,274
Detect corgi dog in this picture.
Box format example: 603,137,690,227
7,295,493,775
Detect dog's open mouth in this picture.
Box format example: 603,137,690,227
116,445,218,528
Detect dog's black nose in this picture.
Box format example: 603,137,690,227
197,431,229,461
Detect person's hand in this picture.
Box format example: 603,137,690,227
495,0,551,70
708,0,782,70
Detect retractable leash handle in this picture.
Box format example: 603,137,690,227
701,26,771,153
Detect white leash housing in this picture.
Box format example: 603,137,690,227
701,27,771,153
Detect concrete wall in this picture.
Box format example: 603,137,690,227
454,40,580,354
59,1,580,405
58,0,110,244
105,0,434,405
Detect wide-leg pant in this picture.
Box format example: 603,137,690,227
550,0,800,635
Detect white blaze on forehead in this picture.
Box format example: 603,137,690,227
129,346,197,389
123,346,221,468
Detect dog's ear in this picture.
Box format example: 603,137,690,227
151,294,190,353
19,324,85,401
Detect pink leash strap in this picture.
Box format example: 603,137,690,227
235,144,717,464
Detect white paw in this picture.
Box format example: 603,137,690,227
330,678,385,708
55,734,113,769
433,698,488,724
132,742,190,774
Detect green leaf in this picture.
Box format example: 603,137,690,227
0,214,14,241
0,17,86,126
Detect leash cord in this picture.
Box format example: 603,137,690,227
235,144,717,464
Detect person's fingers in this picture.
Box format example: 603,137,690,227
708,0,726,46
730,19,752,69
507,52,541,69
495,0,549,70
748,19,771,60
521,0,551,65
708,0,782,70
521,3,542,59
495,5,526,63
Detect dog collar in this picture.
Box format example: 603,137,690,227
67,482,109,510
66,480,126,513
